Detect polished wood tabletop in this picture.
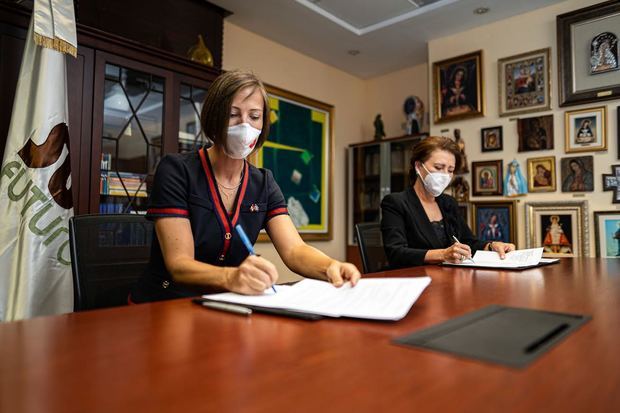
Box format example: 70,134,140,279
1,258,619,413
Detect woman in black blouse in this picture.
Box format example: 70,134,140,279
381,136,514,269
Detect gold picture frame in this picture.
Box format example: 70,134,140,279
252,84,334,241
527,156,556,192
498,48,552,117
524,201,588,257
564,106,607,153
433,50,485,124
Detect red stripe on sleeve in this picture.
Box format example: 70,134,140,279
147,208,189,216
266,207,288,218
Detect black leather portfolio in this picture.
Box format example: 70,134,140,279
394,305,590,368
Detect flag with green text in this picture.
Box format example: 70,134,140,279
0,0,77,321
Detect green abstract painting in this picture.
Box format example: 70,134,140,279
255,86,332,240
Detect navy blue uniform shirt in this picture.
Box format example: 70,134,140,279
132,148,288,302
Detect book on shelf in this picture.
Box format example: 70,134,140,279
100,170,148,197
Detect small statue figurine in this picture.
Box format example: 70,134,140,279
451,176,469,202
373,114,386,141
454,129,469,173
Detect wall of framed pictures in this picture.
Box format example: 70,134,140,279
428,0,619,257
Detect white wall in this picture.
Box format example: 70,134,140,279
364,63,429,138
428,0,619,255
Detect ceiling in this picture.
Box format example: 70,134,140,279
208,0,565,79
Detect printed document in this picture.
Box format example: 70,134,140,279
444,247,558,268
202,277,432,321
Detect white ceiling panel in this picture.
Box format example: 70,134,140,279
210,0,566,78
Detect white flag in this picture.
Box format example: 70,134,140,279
0,0,77,321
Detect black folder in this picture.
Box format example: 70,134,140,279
394,305,590,368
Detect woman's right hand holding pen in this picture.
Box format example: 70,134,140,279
225,255,278,295
442,242,472,263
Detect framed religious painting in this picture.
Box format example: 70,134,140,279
480,126,503,152
527,156,556,193
560,156,594,192
472,160,502,196
433,50,484,123
557,1,620,106
471,200,517,245
252,84,333,241
498,48,551,117
602,164,620,204
524,201,589,257
564,106,607,152
517,114,554,151
594,211,620,258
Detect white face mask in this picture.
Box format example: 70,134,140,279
416,163,452,197
224,123,262,159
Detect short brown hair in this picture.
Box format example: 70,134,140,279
200,70,270,152
409,136,462,182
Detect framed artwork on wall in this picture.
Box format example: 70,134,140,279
517,114,554,151
498,48,551,117
525,201,589,257
527,156,556,192
471,200,517,245
472,160,503,196
480,126,503,152
557,1,620,106
560,156,594,192
433,50,484,124
602,164,620,204
594,211,620,258
564,106,607,153
253,84,333,241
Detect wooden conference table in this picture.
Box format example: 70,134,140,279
1,258,619,412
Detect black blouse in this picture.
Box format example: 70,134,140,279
132,148,288,302
380,187,486,269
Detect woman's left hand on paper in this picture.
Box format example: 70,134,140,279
490,242,516,259
325,260,361,287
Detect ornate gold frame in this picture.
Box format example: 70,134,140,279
433,50,485,124
564,106,607,153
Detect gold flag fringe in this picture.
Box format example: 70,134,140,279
34,33,77,57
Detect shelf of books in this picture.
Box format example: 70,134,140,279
99,153,148,214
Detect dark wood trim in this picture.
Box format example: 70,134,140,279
0,2,222,82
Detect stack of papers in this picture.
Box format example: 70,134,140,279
203,277,432,321
443,247,559,269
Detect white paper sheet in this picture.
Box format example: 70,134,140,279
444,247,547,268
202,277,432,321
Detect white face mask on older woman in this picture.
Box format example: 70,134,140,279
416,163,453,197
224,123,261,159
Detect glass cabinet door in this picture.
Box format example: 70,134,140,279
178,83,209,153
352,144,381,237
98,61,165,214
389,138,418,193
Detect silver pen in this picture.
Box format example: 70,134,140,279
201,301,252,316
451,235,475,263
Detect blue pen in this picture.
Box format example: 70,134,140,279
235,224,277,293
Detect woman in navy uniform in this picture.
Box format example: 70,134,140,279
132,70,360,302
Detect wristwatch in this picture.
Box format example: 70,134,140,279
487,242,494,251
